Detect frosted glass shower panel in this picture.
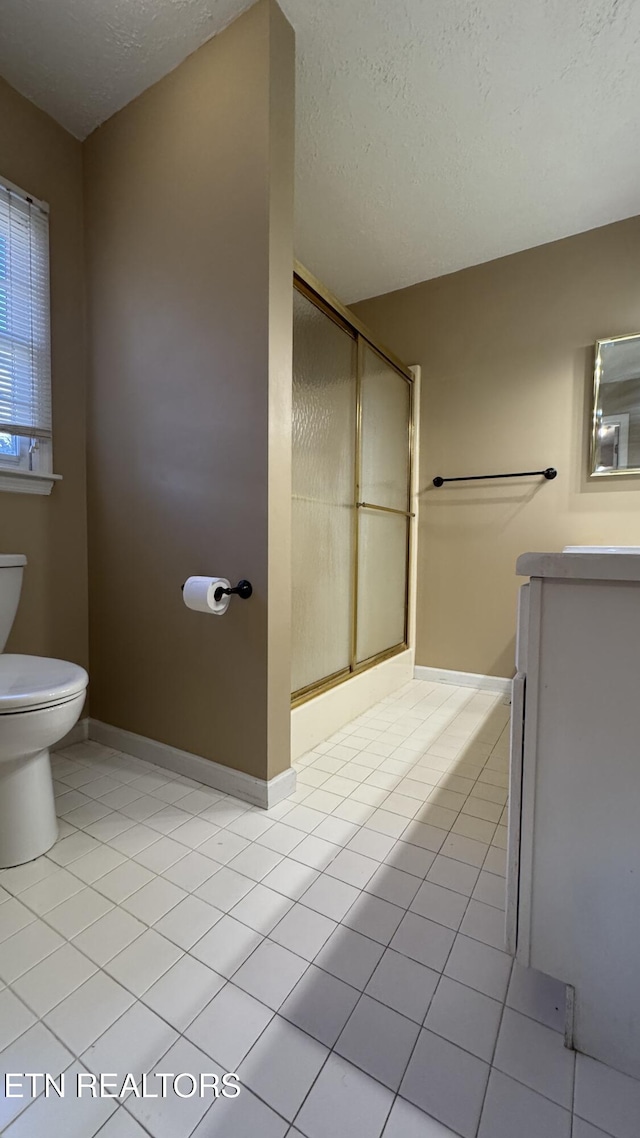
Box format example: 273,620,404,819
291,289,356,693
356,510,408,663
360,345,411,511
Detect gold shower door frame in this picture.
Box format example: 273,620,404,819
292,262,414,707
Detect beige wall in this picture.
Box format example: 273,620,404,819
354,216,640,678
0,78,88,668
84,0,294,779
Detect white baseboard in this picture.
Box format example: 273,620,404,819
292,648,414,761
414,665,512,695
53,717,89,751
88,719,296,810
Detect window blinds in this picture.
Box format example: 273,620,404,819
0,180,52,440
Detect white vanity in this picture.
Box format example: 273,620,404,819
507,549,640,1080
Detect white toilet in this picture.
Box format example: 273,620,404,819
0,555,88,868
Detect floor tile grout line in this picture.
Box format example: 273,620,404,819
369,699,509,1138
2,846,505,998
5,930,251,1132
289,692,510,1137
5,892,468,1083
286,1024,384,1138
569,1028,579,1138
283,792,503,1130
56,734,507,846
57,770,502,903
2,685,520,1138
477,1043,577,1127
472,951,514,1136
2,863,195,982
3,887,566,1101
376,907,468,1138
59,688,504,789
9,822,393,1065
2,768,509,1005
136,964,328,1138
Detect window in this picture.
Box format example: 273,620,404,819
0,175,58,493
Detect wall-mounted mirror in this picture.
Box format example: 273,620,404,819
591,333,640,477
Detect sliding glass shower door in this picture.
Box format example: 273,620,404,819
292,271,413,703
291,288,356,696
355,343,412,663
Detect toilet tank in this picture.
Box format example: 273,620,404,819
0,555,26,652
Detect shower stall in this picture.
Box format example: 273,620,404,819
291,264,416,724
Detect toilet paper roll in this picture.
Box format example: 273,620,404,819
183,576,231,616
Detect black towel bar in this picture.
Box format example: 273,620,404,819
433,467,557,487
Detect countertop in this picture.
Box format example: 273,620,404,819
516,551,640,581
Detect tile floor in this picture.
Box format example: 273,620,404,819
1,678,639,1138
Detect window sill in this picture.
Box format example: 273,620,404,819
0,468,62,495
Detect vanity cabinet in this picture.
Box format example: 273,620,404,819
507,552,640,1080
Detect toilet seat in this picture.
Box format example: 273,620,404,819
0,654,88,714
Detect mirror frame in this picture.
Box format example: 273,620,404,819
590,332,640,478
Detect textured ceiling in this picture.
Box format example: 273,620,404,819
1,0,640,300
0,0,256,140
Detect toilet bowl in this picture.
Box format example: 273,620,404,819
0,556,88,868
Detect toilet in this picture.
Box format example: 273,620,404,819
0,555,88,868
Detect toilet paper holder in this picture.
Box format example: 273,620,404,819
180,578,253,602
213,579,253,603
